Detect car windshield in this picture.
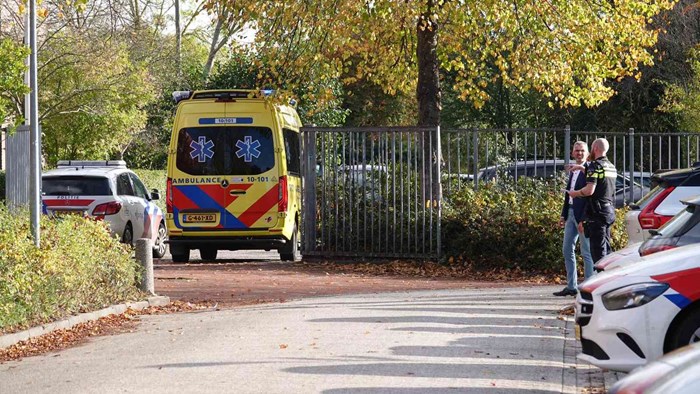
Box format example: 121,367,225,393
176,126,275,175
657,205,700,237
42,176,111,196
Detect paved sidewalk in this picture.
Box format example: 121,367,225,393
1,286,619,393
562,310,624,392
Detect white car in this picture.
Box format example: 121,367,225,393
626,166,700,244
593,241,642,272
42,160,167,258
609,342,700,394
575,243,700,372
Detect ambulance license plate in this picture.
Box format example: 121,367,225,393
183,213,216,223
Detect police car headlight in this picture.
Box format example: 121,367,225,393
602,282,669,311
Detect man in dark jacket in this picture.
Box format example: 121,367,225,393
554,141,594,297
567,138,617,263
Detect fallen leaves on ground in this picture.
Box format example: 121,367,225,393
296,260,558,284
0,301,214,363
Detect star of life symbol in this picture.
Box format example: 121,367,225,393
190,136,215,163
235,136,261,162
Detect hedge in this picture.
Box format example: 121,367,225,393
0,207,141,333
442,178,628,271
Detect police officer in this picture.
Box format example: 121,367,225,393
566,138,617,263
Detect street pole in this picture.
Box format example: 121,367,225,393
29,0,41,247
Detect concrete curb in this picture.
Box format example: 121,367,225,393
0,296,170,350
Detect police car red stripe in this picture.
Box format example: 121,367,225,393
43,199,95,207
652,267,700,303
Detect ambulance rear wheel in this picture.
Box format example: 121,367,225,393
171,246,190,263
280,223,299,262
200,248,218,261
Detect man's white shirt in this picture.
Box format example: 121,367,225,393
568,169,581,205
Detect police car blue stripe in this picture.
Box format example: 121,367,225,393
177,185,247,229
664,293,691,309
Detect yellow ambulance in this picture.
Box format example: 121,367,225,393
165,90,302,263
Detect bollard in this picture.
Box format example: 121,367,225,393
135,238,154,295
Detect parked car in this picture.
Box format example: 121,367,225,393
626,164,700,244
339,164,388,185
637,196,700,256
609,342,700,394
597,196,700,272
630,171,665,189
594,241,642,272
475,159,648,207
575,243,700,372
42,160,167,258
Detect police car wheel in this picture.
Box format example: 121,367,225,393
121,223,133,247
200,247,217,261
152,221,167,259
670,311,700,350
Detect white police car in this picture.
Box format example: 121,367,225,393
575,243,700,372
41,160,167,258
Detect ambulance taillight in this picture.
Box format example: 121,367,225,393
166,177,173,213
278,176,288,212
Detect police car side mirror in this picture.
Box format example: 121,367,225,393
150,189,160,200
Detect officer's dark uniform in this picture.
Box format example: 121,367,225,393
584,156,617,263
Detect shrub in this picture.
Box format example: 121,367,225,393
0,206,141,333
442,178,628,272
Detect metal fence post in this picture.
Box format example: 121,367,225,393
301,128,317,255
5,126,31,211
628,128,635,204
435,126,442,260
472,127,479,190
564,125,571,166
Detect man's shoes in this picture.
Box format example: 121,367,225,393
553,287,577,297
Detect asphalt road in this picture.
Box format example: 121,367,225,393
0,286,616,393
163,248,283,263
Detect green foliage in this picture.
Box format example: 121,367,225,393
442,178,627,271
342,75,417,127
207,51,349,127
658,48,700,131
40,34,155,166
0,207,141,332
132,169,167,214
123,37,210,170
0,38,29,124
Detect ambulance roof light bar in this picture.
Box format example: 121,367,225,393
172,91,193,104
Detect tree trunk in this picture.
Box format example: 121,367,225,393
416,10,441,204
203,18,223,81
416,17,440,127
